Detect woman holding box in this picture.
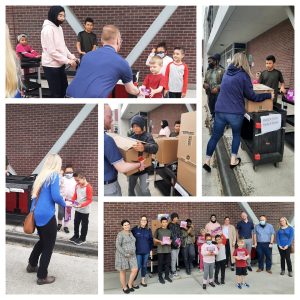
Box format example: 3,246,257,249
115,220,138,293
203,52,273,172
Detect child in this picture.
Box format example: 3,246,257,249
140,56,165,98
16,34,41,60
197,228,206,272
201,234,218,289
153,217,173,284
233,238,250,289
69,171,93,245
214,234,226,285
76,17,97,58
146,41,173,76
58,165,77,233
164,47,189,98
128,115,158,196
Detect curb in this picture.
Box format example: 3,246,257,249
6,231,98,257
215,137,243,196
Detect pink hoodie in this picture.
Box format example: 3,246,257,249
41,20,75,67
201,243,218,263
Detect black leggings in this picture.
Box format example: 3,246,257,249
74,211,89,241
278,246,293,272
28,216,57,279
43,65,68,97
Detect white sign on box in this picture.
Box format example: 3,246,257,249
260,114,282,134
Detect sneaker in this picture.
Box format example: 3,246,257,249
74,238,86,245
247,266,253,272
209,282,215,287
172,272,179,278
69,235,79,244
288,272,293,277
221,281,225,285
165,277,173,283
26,263,38,273
231,266,235,271
63,227,69,234
159,277,165,284
37,276,55,285
280,271,285,275
57,224,62,232
237,283,242,289
203,284,206,290
214,280,220,285
243,283,250,288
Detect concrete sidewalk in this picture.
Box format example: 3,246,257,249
202,88,294,196
104,259,294,294
6,243,98,294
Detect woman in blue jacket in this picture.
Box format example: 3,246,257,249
132,216,154,287
203,52,273,172
27,154,66,285
276,217,294,277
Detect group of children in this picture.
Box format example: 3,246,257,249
154,217,251,290
58,164,93,246
15,17,189,98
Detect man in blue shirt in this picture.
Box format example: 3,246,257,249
67,25,140,98
254,215,275,273
236,212,254,271
104,104,144,196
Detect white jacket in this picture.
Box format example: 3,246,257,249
41,20,75,67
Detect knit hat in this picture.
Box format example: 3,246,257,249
17,33,28,42
130,115,145,130
48,6,65,27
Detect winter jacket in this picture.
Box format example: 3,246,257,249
41,20,75,67
215,64,272,115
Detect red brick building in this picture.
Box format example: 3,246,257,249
6,5,196,86
103,202,294,271
6,104,98,195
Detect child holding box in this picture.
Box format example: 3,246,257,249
153,217,173,284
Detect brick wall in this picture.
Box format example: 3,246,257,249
6,104,98,195
6,5,196,85
247,19,294,88
103,202,294,271
148,104,196,134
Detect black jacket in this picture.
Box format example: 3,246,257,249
168,222,183,249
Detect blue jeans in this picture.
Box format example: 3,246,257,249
206,112,244,157
256,242,272,270
136,253,149,278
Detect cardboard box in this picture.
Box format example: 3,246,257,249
107,133,152,176
180,111,196,134
154,137,179,164
177,135,196,165
245,84,273,112
177,159,196,196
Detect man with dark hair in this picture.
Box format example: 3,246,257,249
259,54,285,103
168,212,182,277
169,120,181,137
76,17,97,58
203,53,225,118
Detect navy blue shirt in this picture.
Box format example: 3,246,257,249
66,45,133,98
104,132,123,182
237,220,254,239
132,226,154,255
215,64,272,115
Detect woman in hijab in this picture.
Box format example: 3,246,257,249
41,6,77,97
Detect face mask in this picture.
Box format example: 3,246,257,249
65,173,73,179
156,52,165,59
260,221,266,226
208,62,215,69
207,240,212,245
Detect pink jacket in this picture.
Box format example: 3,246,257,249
201,243,218,263
41,20,75,67
16,44,40,58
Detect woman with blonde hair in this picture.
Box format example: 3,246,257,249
27,154,66,285
6,24,21,98
276,217,294,277
203,52,273,172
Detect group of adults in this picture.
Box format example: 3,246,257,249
202,52,285,171
114,211,294,292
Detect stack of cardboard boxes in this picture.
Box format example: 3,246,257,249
176,111,196,196
154,137,179,164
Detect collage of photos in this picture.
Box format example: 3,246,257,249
3,1,296,299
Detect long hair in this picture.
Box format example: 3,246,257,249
32,154,62,197
278,217,291,229
231,52,252,77
6,24,19,98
